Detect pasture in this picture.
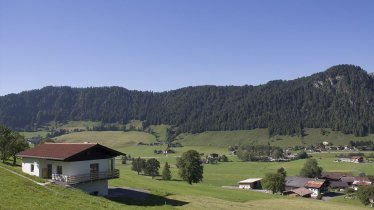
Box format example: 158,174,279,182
16,123,374,209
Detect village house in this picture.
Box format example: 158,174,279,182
320,172,352,181
304,180,327,198
238,178,262,189
351,156,364,163
17,143,124,196
352,177,372,191
337,156,364,163
285,176,316,191
26,136,42,146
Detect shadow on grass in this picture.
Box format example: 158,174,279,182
106,188,189,206
2,161,21,167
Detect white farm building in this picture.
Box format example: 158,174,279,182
238,178,262,189
17,143,124,196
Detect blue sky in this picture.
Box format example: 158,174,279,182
0,0,373,96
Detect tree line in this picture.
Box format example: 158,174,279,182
1,65,374,137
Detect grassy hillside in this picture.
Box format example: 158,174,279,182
0,165,137,210
54,131,156,148
177,128,374,148
148,124,170,142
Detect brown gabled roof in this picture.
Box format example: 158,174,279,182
321,172,352,180
17,143,124,160
305,180,325,188
291,187,313,197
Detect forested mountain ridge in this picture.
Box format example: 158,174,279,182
1,64,373,136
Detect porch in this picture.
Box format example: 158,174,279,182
51,169,120,185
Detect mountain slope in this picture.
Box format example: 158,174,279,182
1,64,373,136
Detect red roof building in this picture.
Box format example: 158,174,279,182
17,143,125,196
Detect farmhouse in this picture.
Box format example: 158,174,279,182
285,176,316,191
238,178,262,189
351,156,364,163
352,177,372,191
320,172,352,181
337,156,364,163
304,180,327,198
17,143,124,196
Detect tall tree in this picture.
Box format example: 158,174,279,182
162,162,172,180
131,157,146,175
176,150,203,184
262,167,287,194
144,158,160,179
0,125,13,163
299,158,323,178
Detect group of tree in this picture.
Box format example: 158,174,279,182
131,150,203,184
0,125,29,165
262,167,287,194
131,157,160,178
349,140,374,150
296,151,309,159
1,65,374,137
237,144,284,161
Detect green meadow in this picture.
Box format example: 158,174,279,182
13,122,374,209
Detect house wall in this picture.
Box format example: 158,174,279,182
21,158,41,177
306,188,320,198
239,183,252,189
21,157,115,179
75,180,109,196
37,158,114,177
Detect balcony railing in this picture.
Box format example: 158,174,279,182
52,169,120,185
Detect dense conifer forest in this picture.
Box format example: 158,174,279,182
1,64,373,136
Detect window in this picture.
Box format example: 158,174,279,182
31,164,34,172
57,166,62,175
90,163,99,179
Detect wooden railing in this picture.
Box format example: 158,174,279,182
52,169,120,185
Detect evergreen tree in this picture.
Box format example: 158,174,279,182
162,162,172,180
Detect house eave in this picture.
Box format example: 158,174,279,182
16,155,65,161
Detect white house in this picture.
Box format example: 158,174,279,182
17,143,124,196
304,180,327,198
238,178,262,189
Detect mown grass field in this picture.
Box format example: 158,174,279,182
53,131,156,148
